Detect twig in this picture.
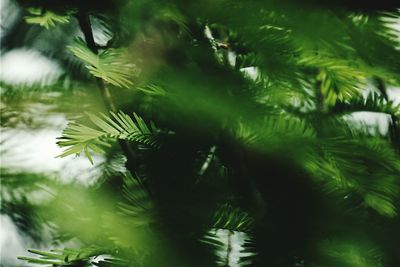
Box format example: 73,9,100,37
75,10,139,176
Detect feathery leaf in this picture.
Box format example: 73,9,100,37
57,111,158,163
68,39,138,88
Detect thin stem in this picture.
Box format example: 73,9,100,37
225,231,232,267
76,10,115,112
76,10,140,177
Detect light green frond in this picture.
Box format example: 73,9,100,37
18,247,106,266
136,84,167,96
68,39,138,88
300,57,366,106
25,8,71,29
212,203,253,233
57,111,158,163
332,92,400,116
156,5,189,33
312,239,383,267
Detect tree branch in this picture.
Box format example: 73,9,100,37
75,10,140,177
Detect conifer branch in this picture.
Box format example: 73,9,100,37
75,10,138,171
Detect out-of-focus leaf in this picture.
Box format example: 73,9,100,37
25,8,72,29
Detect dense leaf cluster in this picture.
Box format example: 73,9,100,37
1,1,400,267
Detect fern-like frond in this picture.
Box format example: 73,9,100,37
68,39,137,88
57,111,158,163
117,172,154,227
92,258,128,267
304,138,400,217
202,229,256,267
136,84,166,96
377,11,400,43
24,8,71,29
332,92,400,116
235,115,315,146
200,204,255,266
212,203,253,233
18,247,106,266
299,56,366,106
100,172,156,250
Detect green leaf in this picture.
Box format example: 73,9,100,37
68,39,138,88
117,172,154,227
235,115,315,147
24,8,71,29
18,247,106,266
57,111,158,163
332,92,400,116
299,56,366,106
212,203,253,233
304,138,400,217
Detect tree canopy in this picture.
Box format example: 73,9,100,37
1,1,400,267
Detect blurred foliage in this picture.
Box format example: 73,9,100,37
24,7,72,29
68,39,138,88
1,0,400,267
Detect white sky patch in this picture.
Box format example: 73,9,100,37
208,229,254,267
90,16,113,47
228,51,236,67
387,87,400,105
0,49,63,86
1,127,103,186
345,112,391,135
0,113,103,266
352,84,400,135
0,215,32,267
350,83,400,134
0,106,104,186
0,215,82,267
240,67,259,80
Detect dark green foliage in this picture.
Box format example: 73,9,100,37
332,92,400,116
2,1,400,267
17,247,106,266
